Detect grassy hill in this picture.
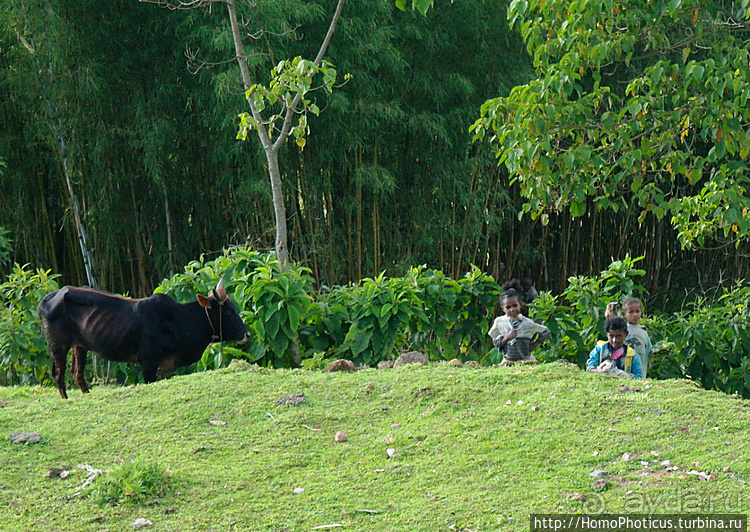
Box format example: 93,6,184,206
1,361,749,531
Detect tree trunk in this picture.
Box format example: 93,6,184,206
225,0,346,269
16,7,99,288
163,182,175,278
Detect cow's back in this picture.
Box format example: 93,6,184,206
39,286,143,362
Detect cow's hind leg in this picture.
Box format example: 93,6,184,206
50,348,69,400
70,347,90,394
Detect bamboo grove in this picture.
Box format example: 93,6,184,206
1,0,748,307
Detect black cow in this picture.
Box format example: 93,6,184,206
37,277,250,399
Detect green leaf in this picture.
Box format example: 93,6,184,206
287,305,300,333
349,328,373,357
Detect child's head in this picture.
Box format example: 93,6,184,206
605,317,629,349
621,297,642,325
499,289,522,318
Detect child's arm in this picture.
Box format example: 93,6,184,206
494,328,518,349
586,345,603,372
529,325,551,351
489,317,515,350
630,351,644,379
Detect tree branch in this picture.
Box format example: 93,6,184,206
273,0,346,151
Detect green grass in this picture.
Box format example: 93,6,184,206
1,361,750,531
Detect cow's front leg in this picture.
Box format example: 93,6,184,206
138,351,159,384
70,346,90,394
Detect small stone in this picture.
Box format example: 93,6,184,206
133,518,153,529
377,360,394,370
393,351,429,368
334,431,348,442
10,432,41,444
661,460,671,468
386,448,396,458
592,479,609,491
447,358,463,367
622,453,634,461
531,406,539,411
589,470,608,480
324,359,355,373
276,393,306,406
687,470,711,480
293,487,305,494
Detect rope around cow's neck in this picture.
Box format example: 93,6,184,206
204,304,225,364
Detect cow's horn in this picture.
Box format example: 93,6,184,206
215,275,228,302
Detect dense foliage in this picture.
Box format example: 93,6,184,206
2,0,747,301
156,247,501,371
0,264,59,386
1,247,748,399
473,0,750,249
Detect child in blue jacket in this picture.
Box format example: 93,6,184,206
586,317,643,379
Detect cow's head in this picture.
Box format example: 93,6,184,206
197,276,250,344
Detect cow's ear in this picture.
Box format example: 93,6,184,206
197,294,212,308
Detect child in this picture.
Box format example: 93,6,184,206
521,277,539,304
605,297,653,377
587,317,643,379
489,289,551,365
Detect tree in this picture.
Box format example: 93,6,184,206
472,0,750,249
6,0,99,288
145,0,344,269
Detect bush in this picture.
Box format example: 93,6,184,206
0,264,59,386
94,457,169,506
646,284,750,396
407,265,500,362
304,266,501,367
